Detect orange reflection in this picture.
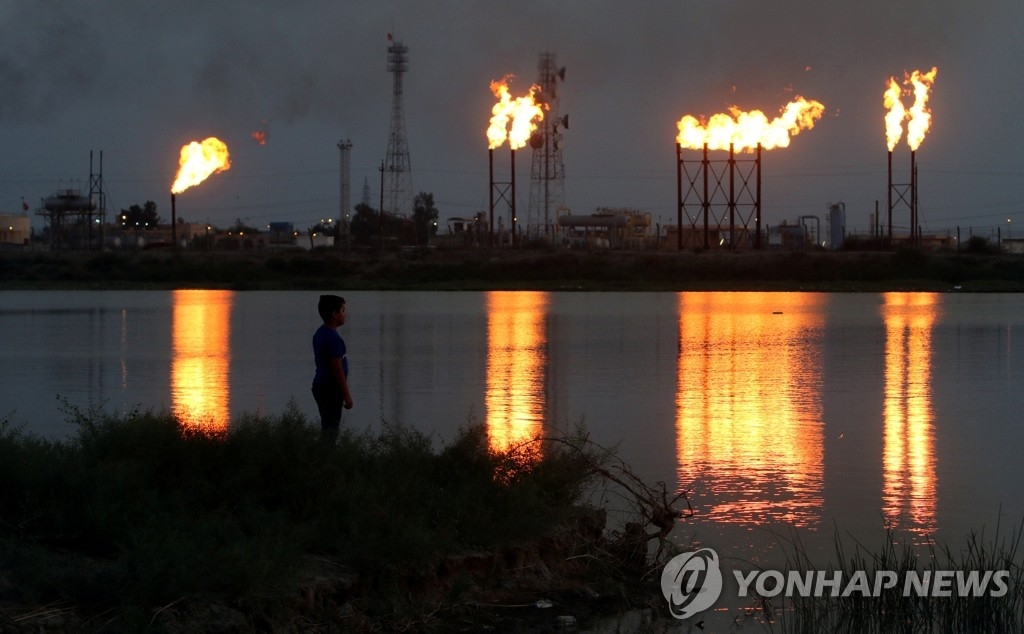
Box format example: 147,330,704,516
676,292,826,528
882,293,938,534
171,290,233,431
485,291,548,455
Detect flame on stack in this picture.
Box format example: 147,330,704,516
170,137,232,249
884,67,938,151
486,78,547,247
676,97,825,152
487,77,547,150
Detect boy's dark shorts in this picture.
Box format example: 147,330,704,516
311,382,344,430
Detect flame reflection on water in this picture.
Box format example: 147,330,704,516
675,292,827,529
171,289,233,431
485,291,548,456
882,292,939,535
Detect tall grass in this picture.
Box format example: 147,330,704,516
765,523,1024,633
0,403,605,623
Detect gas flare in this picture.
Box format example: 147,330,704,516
676,97,825,152
883,77,906,151
171,137,231,194
883,67,938,151
487,77,546,150
905,67,938,151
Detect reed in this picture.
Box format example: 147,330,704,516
764,522,1024,633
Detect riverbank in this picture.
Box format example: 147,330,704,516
1,247,1022,291
0,407,681,632
6,409,1023,632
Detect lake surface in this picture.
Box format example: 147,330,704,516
2,289,1022,583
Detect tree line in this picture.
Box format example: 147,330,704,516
119,192,440,247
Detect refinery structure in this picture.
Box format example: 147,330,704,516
6,56,1001,254
32,152,106,251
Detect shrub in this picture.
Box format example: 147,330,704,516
0,405,609,612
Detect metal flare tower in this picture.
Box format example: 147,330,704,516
887,149,918,247
527,52,567,241
383,38,413,219
676,143,762,250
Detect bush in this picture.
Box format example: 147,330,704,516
0,405,607,612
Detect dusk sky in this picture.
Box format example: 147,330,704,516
2,1,1022,238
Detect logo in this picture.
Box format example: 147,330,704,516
660,546,1010,620
661,547,723,619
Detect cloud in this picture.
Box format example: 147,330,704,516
1,0,1022,230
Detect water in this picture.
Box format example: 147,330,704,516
2,289,1022,615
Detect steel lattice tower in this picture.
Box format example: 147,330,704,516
88,150,106,250
338,139,352,224
527,52,567,241
337,139,353,250
383,39,413,219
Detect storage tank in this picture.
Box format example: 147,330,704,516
43,189,96,213
829,202,846,250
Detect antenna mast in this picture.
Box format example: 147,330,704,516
528,52,568,242
383,36,414,221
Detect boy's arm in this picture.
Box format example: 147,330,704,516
330,357,353,409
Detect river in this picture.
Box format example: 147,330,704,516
2,289,1022,613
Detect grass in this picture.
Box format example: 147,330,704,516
4,400,1023,631
747,524,1024,633
0,403,627,630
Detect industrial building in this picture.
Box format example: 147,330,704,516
0,213,31,249
557,208,652,249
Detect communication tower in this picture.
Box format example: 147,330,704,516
527,52,568,241
383,38,413,219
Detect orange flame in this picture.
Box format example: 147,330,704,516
251,130,267,145
883,67,938,152
676,96,825,152
171,137,231,194
906,67,938,151
487,77,546,150
883,77,906,151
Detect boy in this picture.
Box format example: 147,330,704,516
312,294,353,441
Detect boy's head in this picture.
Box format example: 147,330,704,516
318,294,346,322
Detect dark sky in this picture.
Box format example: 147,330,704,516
2,1,1021,237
